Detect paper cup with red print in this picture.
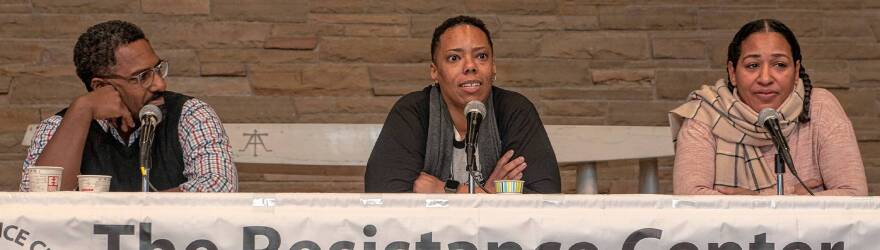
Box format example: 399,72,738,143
27,166,64,192
77,175,112,192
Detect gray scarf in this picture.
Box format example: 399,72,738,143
423,84,502,184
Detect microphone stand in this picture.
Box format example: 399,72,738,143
775,154,785,195
466,167,475,194
765,118,813,196
139,118,157,192
760,109,813,196
465,117,477,194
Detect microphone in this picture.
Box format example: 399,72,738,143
139,104,163,126
463,100,486,194
464,100,486,170
138,104,163,192
757,108,791,168
758,108,813,195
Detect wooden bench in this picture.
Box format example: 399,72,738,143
22,123,674,194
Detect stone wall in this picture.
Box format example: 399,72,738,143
0,0,877,194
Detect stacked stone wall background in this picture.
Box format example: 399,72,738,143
0,0,877,194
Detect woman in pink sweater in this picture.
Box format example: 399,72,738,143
669,19,867,196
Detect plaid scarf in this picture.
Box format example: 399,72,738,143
669,78,804,191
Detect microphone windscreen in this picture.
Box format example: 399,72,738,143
464,100,486,117
139,104,163,124
757,108,778,125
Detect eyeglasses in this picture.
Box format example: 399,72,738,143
99,59,169,88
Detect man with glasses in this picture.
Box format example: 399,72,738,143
19,20,238,192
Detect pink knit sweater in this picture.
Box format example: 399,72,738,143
673,88,868,196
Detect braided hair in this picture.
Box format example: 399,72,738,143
726,19,812,123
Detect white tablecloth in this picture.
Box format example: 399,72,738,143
1,192,877,250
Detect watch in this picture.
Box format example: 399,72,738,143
444,179,460,193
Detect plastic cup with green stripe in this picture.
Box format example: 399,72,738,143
494,180,524,194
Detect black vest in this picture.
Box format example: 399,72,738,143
58,92,191,191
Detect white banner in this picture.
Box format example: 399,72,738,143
1,193,877,250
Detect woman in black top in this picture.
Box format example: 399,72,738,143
364,16,561,194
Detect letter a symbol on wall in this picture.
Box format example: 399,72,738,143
240,129,272,157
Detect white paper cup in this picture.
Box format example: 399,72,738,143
77,175,112,192
27,166,64,192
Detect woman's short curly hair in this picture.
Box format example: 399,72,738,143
73,20,146,91
430,15,493,63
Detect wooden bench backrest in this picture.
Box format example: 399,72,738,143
22,123,674,166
